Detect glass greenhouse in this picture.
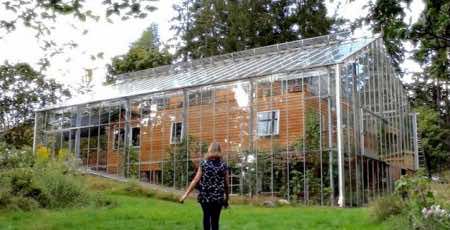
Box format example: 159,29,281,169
33,33,418,207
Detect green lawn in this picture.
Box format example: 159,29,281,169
0,176,398,230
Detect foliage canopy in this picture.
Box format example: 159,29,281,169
0,63,70,147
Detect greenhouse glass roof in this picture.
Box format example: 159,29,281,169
42,33,375,110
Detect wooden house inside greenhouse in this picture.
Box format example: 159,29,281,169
33,33,419,207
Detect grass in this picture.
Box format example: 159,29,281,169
431,170,450,207
0,176,399,230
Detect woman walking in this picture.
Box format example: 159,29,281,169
179,142,229,230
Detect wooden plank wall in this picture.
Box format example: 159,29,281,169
103,84,348,174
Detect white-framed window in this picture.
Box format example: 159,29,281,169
170,122,184,144
257,110,280,136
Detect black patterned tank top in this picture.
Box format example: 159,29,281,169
197,159,228,204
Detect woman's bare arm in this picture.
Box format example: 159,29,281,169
179,166,202,202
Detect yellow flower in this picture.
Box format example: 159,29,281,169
36,145,49,161
57,148,69,161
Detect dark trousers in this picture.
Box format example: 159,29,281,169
200,202,222,230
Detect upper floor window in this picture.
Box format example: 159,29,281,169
153,97,169,110
170,122,183,144
188,90,212,106
257,110,279,136
285,78,303,93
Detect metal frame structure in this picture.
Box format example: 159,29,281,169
33,33,418,207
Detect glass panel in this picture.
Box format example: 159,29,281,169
87,126,99,169
153,91,186,188
98,125,108,172
100,106,110,124
254,76,276,195
79,128,90,166
80,107,90,127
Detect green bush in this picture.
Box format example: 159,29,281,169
395,171,435,208
0,184,12,208
369,194,405,222
0,164,91,210
36,167,90,208
0,169,43,211
1,168,47,205
417,205,450,230
5,196,40,211
370,170,450,229
0,143,111,211
0,142,34,169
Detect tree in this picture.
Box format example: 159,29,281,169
410,0,450,120
0,0,157,40
172,0,338,60
77,68,95,95
1,1,159,70
360,0,450,173
105,24,172,84
0,63,71,147
409,1,450,174
415,106,450,175
357,0,412,72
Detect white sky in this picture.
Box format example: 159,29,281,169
0,0,424,95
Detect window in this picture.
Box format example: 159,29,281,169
170,122,183,144
131,127,140,147
131,102,140,120
154,97,169,110
257,82,272,98
188,90,212,106
287,79,303,93
257,110,279,136
113,128,125,150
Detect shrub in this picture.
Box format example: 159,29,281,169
0,142,34,169
418,205,450,230
369,194,405,222
0,146,111,211
0,185,13,208
57,148,69,161
371,170,450,229
0,168,45,211
36,145,50,162
395,171,434,208
36,167,90,208
6,196,40,211
0,164,91,210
